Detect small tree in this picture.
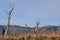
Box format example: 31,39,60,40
35,19,40,40
25,24,28,34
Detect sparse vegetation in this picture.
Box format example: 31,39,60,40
0,34,60,40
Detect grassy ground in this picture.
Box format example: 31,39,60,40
0,34,60,40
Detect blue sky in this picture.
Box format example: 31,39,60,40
0,0,60,27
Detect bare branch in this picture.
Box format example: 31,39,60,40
4,2,15,36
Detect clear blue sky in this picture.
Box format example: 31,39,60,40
0,0,60,27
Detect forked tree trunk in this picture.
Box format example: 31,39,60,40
4,6,14,36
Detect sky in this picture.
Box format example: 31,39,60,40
0,0,60,27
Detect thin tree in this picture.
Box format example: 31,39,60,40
52,27,54,36
25,24,28,34
4,3,14,36
35,19,40,40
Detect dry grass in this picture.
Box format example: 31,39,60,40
0,34,60,40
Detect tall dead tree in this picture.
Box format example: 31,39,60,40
4,4,14,35
35,19,40,34
35,19,40,40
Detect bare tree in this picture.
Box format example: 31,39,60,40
25,24,28,33
52,28,54,36
35,19,40,34
35,19,40,40
4,3,15,36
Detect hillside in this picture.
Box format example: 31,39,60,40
0,25,60,35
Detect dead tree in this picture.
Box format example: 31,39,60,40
25,24,28,34
35,19,40,40
4,4,14,36
35,19,40,34
52,28,54,36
